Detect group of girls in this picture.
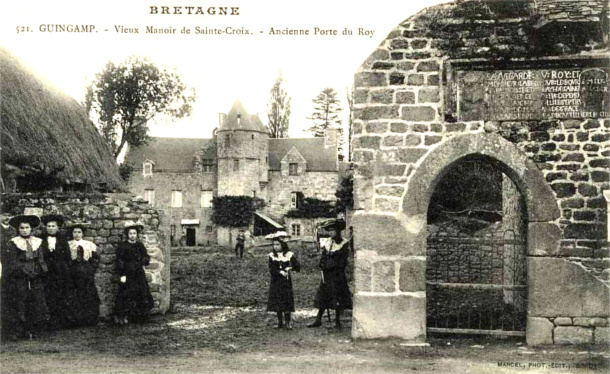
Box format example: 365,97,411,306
1,214,153,340
266,218,352,329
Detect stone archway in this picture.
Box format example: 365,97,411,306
351,133,561,341
404,133,561,341
401,133,561,258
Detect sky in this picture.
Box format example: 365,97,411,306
2,0,448,142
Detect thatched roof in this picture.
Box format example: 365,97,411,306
0,47,123,190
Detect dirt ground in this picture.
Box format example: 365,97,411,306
1,247,608,374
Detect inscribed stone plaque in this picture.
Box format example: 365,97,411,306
457,67,610,121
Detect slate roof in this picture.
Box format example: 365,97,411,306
126,137,214,171
268,138,337,172
218,100,268,133
126,136,338,173
535,0,607,23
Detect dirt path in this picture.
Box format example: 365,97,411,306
2,251,608,373
2,305,608,374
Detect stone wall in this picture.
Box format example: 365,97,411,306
351,1,609,344
265,171,338,220
2,192,171,319
216,129,269,198
129,170,216,245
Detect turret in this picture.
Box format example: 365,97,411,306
216,100,269,198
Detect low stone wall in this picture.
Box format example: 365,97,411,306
2,192,171,318
528,316,609,345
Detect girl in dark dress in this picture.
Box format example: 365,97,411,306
5,215,49,340
68,223,100,326
266,232,300,329
114,221,153,325
41,214,75,329
308,219,352,329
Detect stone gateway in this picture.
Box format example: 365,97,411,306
351,0,609,346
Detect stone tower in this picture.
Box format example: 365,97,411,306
216,100,269,199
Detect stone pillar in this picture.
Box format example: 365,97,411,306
502,175,526,311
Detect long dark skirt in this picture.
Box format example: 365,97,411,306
6,277,49,336
45,260,76,329
314,271,353,311
72,261,100,326
114,268,153,318
267,276,295,312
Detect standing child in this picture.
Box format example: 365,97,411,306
307,219,352,329
5,215,49,340
114,221,153,325
266,232,300,329
41,214,75,330
68,222,100,327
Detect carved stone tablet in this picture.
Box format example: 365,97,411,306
457,67,610,121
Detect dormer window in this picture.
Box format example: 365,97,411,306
289,163,298,176
143,160,154,176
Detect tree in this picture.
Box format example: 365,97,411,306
266,73,291,138
307,87,343,138
84,56,196,160
335,172,354,215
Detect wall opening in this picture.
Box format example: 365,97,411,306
425,155,527,339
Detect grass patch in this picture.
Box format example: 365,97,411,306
171,242,354,309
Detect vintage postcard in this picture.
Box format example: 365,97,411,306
1,0,609,373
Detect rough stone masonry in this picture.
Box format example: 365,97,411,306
3,192,170,319
351,1,609,345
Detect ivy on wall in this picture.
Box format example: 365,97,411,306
285,197,335,219
211,195,265,227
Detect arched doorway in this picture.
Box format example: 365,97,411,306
400,133,561,342
425,155,528,337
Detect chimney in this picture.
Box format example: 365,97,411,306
219,113,226,127
324,127,338,149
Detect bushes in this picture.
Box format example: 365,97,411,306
285,197,335,219
211,195,265,227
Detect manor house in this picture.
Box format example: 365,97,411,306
125,100,341,246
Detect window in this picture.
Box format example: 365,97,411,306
289,163,298,176
291,223,301,237
225,134,231,146
200,190,213,208
233,159,240,172
171,190,183,208
144,189,155,207
202,159,214,173
290,192,298,209
206,225,213,233
170,225,176,237
143,162,153,176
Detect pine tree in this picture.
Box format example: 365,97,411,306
266,73,291,138
307,87,343,138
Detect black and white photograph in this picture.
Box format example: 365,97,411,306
1,0,609,373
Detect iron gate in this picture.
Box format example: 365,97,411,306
426,229,527,337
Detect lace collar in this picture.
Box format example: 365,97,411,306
10,236,43,251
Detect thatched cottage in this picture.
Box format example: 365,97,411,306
0,47,123,192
